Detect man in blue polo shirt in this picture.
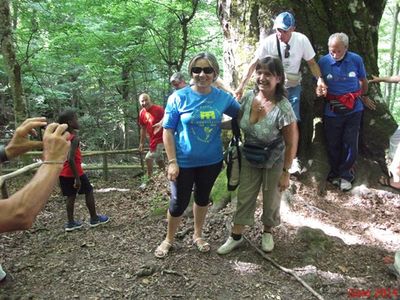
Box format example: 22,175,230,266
317,32,375,191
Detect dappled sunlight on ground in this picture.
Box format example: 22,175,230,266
281,200,364,245
282,181,400,252
366,227,400,250
231,260,262,275
1,173,398,299
292,265,367,284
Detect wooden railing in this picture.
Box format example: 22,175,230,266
0,148,147,199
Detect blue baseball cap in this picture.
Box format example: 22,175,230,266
273,12,295,31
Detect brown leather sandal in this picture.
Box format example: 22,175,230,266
378,176,400,191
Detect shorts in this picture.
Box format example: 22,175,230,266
59,174,93,197
145,143,164,161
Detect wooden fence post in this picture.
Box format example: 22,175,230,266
139,150,145,173
102,153,109,181
1,182,8,199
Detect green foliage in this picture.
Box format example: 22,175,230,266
1,0,223,148
210,168,232,205
377,0,400,120
150,193,169,216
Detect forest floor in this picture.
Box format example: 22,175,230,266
0,170,400,299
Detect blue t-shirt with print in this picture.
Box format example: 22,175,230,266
163,86,240,168
318,51,366,117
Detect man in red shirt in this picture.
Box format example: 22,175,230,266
138,93,165,178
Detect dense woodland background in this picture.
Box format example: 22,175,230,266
0,0,223,150
1,2,400,298
1,0,400,157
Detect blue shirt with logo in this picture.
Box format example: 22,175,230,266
318,51,366,117
163,86,240,168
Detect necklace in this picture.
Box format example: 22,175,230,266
257,97,269,112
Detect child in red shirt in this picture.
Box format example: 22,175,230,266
58,109,109,231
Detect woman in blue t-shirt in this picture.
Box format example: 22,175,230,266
155,52,240,258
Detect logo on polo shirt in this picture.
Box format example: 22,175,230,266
348,71,356,77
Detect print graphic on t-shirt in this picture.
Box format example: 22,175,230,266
145,112,152,123
190,104,221,143
200,111,216,119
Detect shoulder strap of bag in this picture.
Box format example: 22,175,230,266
264,136,283,150
276,35,282,61
227,118,242,191
231,118,241,141
231,117,242,170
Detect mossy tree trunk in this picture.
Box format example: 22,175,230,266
0,0,26,125
217,0,396,184
387,2,399,110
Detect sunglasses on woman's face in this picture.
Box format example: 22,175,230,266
191,67,214,74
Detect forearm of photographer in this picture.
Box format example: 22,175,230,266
0,123,70,233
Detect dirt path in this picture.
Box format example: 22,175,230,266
1,173,399,299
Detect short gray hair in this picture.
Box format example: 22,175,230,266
328,32,349,48
170,72,185,83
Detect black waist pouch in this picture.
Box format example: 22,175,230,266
242,137,282,164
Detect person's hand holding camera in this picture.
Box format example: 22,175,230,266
42,123,70,163
5,117,47,160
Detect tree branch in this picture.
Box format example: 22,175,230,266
244,236,325,300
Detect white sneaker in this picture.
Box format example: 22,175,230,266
330,178,340,187
261,233,274,252
289,158,301,174
339,179,352,191
0,264,6,281
217,236,244,255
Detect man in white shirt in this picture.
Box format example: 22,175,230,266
235,11,327,121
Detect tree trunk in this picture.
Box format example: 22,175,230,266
121,65,130,150
0,0,26,125
70,74,80,108
217,0,396,185
391,55,400,111
387,2,399,108
131,74,140,148
148,0,199,78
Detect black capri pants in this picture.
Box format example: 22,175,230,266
169,161,223,217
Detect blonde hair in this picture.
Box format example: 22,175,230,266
187,52,219,81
